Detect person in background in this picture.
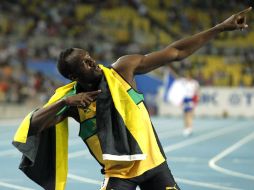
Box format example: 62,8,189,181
164,67,199,137
182,71,200,136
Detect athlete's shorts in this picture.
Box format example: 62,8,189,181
100,162,181,190
183,97,194,113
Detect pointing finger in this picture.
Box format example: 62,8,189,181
238,7,252,15
85,96,93,102
87,90,102,96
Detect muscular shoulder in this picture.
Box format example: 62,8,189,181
111,54,144,81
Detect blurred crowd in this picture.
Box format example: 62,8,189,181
0,0,253,105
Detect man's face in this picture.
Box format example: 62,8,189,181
70,49,102,84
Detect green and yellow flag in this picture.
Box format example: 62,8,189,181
13,81,76,190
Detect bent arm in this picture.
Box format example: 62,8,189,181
28,90,101,135
29,99,69,135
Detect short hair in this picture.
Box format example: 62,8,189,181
57,48,75,79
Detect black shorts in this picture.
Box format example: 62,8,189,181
100,162,181,190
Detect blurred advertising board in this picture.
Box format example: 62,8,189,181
157,87,254,118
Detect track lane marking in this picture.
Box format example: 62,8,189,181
164,123,248,153
68,173,101,185
67,173,241,190
176,177,242,190
209,132,254,180
0,182,35,190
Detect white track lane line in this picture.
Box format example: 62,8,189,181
0,138,85,158
175,177,242,190
0,182,34,190
0,140,12,147
0,149,18,157
68,173,101,185
68,150,90,159
209,131,254,181
159,122,225,139
168,156,201,163
69,138,83,146
67,173,241,190
164,123,247,153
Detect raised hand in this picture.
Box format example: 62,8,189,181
64,90,101,108
218,7,252,31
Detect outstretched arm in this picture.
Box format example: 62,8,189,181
113,7,252,75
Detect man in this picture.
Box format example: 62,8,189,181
164,68,200,137
181,71,200,136
13,7,252,190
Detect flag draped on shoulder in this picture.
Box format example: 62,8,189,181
97,65,159,161
12,81,77,190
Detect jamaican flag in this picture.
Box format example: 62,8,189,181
12,81,76,190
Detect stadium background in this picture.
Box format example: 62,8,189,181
0,1,254,190
0,0,254,118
